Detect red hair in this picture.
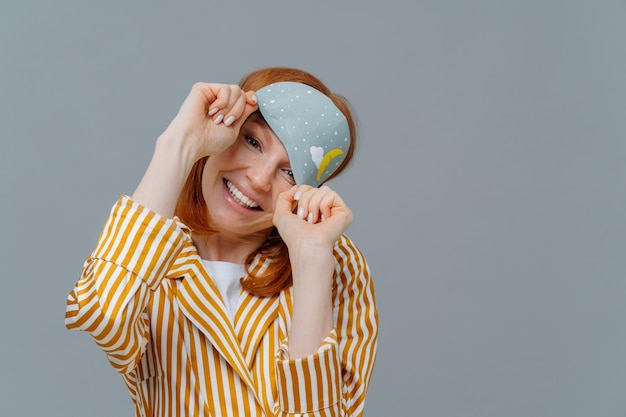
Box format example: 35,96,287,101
175,67,358,297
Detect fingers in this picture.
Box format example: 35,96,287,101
273,185,353,248
230,91,259,130
245,90,258,106
293,185,351,224
206,84,258,127
274,185,299,216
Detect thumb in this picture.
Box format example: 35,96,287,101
274,186,298,216
231,91,259,130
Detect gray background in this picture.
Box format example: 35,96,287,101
1,1,625,416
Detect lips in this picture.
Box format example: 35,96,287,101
225,180,261,210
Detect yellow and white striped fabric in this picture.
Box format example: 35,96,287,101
65,196,378,417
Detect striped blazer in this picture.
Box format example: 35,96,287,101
65,196,378,416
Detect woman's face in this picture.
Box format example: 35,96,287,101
201,113,296,238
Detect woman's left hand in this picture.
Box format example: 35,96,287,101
274,185,351,357
273,185,353,255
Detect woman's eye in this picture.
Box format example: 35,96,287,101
285,169,295,181
246,136,261,149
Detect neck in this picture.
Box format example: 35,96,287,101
192,230,270,263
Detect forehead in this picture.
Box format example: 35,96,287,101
243,112,279,142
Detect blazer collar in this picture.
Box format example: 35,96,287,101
166,242,281,408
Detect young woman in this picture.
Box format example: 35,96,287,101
66,67,378,416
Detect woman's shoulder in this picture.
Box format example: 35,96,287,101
334,233,365,256
333,234,371,277
331,234,376,307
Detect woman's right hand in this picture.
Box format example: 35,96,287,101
131,83,257,218
163,83,259,160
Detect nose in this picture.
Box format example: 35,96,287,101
247,163,273,193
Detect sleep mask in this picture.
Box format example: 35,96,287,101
256,81,351,187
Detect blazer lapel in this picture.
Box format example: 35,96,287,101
231,254,284,368
165,245,258,398
233,290,280,368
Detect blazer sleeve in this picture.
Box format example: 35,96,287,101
65,195,190,374
274,235,379,416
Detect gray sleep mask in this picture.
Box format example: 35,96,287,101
256,81,351,187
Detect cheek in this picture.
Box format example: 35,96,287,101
268,183,294,213
215,145,239,165
202,144,243,177
200,157,220,189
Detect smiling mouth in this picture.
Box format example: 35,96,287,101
225,180,262,210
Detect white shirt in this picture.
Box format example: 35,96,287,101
200,259,245,321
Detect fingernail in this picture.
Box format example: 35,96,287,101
294,191,302,201
214,114,224,124
307,213,313,223
251,94,258,104
224,115,235,127
297,207,305,219
208,108,219,116
321,214,325,221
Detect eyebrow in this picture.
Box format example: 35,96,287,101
244,116,276,140
247,114,269,129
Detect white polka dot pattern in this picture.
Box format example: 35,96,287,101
256,82,351,187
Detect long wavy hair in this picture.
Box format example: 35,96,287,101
174,67,358,297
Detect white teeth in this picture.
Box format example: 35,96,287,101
226,181,260,209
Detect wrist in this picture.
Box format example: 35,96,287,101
288,237,334,262
289,244,335,286
155,129,201,170
131,131,201,218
